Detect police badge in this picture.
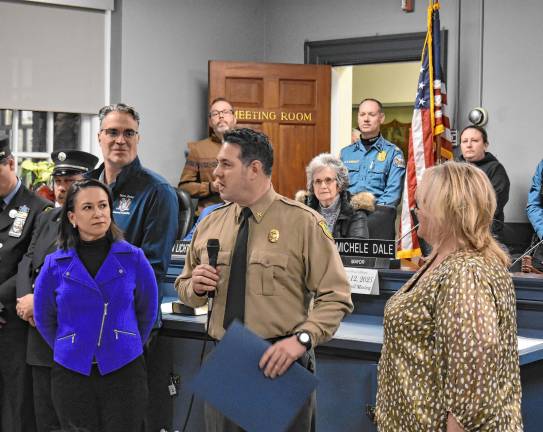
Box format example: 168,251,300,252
9,205,30,238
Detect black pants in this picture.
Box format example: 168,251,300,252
51,356,148,432
0,326,36,432
32,365,60,432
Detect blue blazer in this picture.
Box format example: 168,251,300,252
34,240,158,376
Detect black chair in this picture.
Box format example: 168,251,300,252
367,205,396,240
176,189,195,240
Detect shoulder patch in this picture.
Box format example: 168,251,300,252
393,155,405,168
319,221,334,240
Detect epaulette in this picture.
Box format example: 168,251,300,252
210,201,233,213
278,196,322,220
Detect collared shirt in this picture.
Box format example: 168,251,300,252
340,136,405,207
178,136,223,214
2,178,22,208
176,186,353,345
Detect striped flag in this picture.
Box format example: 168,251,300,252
397,0,452,259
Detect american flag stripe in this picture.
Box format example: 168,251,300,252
397,0,452,259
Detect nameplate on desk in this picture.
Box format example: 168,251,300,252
336,238,396,258
345,267,379,295
171,240,190,261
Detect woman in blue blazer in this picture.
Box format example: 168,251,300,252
34,179,158,432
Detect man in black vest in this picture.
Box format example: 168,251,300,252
0,135,52,432
16,149,98,432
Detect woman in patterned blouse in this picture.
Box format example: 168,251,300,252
376,162,523,431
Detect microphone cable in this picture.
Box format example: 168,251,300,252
181,240,220,432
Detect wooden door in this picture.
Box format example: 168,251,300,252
209,61,331,200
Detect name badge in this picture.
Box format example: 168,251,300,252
8,205,30,238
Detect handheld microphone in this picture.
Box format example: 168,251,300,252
206,239,220,299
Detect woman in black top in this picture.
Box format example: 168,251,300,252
457,125,510,244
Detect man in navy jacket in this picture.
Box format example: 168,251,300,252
88,103,178,431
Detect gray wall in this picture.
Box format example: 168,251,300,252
113,0,542,222
113,0,265,185
482,0,543,222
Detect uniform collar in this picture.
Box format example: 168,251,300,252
355,135,384,152
234,185,277,224
2,178,22,206
92,157,142,189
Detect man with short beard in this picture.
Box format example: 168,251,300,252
178,97,237,214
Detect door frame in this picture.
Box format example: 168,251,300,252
304,31,447,79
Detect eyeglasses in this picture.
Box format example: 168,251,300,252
100,128,139,139
313,177,336,187
209,109,234,119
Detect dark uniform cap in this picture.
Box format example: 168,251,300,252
0,132,11,161
51,150,99,176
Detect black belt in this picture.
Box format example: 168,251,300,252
208,334,291,344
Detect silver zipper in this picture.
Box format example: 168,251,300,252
97,302,108,347
114,329,137,340
57,333,76,343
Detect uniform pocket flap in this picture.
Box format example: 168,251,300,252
249,251,288,269
203,250,231,266
344,161,360,172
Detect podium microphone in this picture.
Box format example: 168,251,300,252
395,223,420,245
510,236,543,268
206,239,220,299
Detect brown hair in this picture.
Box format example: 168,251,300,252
59,179,123,250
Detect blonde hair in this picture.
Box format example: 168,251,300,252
420,161,509,266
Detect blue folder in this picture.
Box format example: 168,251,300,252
187,321,318,432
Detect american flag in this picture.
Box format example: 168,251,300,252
397,1,452,259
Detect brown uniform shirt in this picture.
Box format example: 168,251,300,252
175,186,353,345
178,136,223,213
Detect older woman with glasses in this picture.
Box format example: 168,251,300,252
296,153,374,238
376,162,522,431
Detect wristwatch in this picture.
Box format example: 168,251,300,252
295,331,312,350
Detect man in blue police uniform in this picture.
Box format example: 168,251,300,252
340,98,405,240
16,149,98,432
88,103,179,432
526,160,543,270
0,135,52,432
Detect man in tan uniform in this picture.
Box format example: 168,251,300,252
176,128,352,432
178,97,237,214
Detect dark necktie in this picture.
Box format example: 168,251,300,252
223,207,252,329
0,201,5,212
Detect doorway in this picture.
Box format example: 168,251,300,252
330,62,420,157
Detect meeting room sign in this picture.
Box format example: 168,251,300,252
235,109,314,123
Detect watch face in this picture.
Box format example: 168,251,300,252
298,332,310,344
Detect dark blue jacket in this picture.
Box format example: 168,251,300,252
34,240,158,376
88,157,179,284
